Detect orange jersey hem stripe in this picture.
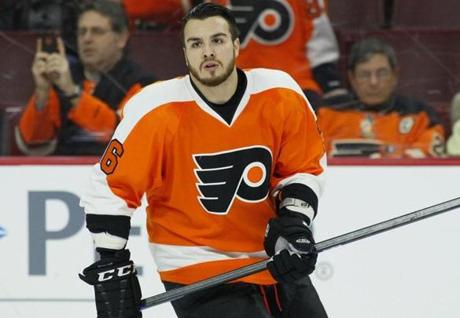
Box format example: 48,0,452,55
159,258,275,285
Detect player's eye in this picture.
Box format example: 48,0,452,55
190,41,202,48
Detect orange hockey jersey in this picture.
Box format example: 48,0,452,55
80,68,326,285
317,96,445,158
228,0,338,92
123,0,339,92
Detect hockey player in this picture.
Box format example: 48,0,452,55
79,3,328,317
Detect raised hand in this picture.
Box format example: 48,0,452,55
32,38,53,108
45,37,76,96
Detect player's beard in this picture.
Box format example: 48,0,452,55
187,53,236,87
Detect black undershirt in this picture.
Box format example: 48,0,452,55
190,68,247,125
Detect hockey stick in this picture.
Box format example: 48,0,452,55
140,196,460,310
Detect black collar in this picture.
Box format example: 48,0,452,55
190,68,247,124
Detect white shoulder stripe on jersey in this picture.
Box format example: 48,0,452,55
150,243,267,272
246,68,317,118
115,77,193,142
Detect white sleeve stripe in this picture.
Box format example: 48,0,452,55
272,162,327,199
79,164,135,216
307,14,340,68
115,77,192,143
92,232,127,250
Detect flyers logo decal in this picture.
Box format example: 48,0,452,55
193,146,272,214
229,0,294,47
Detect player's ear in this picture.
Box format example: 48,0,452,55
183,47,189,67
233,37,240,58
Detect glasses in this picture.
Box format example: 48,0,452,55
77,27,112,37
354,68,393,82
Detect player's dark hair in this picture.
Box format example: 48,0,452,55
78,0,128,33
348,37,398,72
180,2,240,45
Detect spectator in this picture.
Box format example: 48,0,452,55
16,0,156,156
79,3,327,318
317,37,445,158
446,92,460,155
119,0,347,106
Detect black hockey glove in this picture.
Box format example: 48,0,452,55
264,214,317,283
79,249,142,318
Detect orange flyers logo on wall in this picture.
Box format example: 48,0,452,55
229,0,294,47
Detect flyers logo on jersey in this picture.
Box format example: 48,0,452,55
193,146,272,214
229,0,294,47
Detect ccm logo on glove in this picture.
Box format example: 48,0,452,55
97,263,135,281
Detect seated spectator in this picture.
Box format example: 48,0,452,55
317,38,445,158
446,93,460,155
16,0,156,156
118,0,347,106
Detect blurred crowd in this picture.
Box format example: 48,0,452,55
1,0,460,158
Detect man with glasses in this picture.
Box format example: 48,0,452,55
17,0,155,155
317,37,445,158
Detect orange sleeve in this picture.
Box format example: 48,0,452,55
272,91,326,187
316,107,345,154
67,83,143,141
18,90,61,144
409,116,445,157
67,92,117,138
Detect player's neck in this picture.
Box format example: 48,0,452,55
192,68,238,104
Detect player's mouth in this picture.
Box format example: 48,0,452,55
202,61,220,71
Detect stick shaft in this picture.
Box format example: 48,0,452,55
141,197,460,309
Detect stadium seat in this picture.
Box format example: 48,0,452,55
0,32,36,106
327,0,385,30
0,105,23,155
392,0,460,29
